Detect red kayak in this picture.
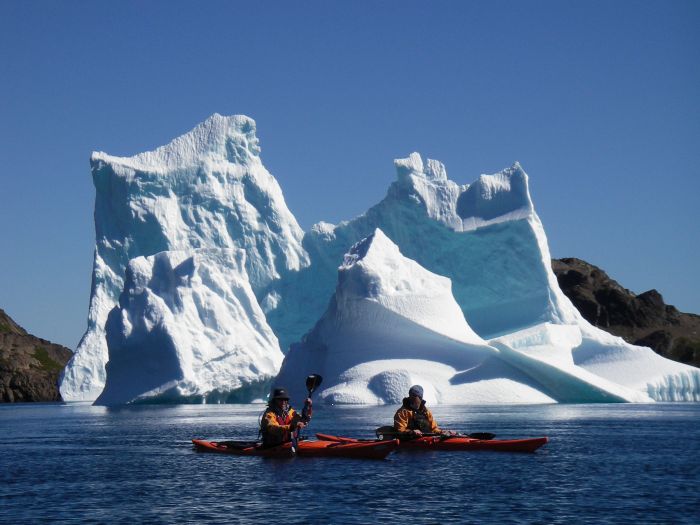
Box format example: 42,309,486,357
316,433,548,453
192,438,399,460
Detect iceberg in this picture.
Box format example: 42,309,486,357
64,113,699,404
273,153,699,404
60,114,307,401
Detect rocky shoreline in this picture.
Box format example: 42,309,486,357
0,309,72,402
553,258,700,367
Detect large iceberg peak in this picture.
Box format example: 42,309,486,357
61,113,307,402
92,113,261,172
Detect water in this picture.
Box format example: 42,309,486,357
1,403,699,524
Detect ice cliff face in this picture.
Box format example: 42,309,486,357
60,114,307,401
94,249,282,405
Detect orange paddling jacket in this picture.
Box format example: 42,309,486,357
260,407,301,447
394,398,440,434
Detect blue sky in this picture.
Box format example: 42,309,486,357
1,1,698,349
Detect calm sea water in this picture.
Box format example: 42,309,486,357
1,402,699,524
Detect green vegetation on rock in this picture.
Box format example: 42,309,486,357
32,346,63,372
671,338,700,364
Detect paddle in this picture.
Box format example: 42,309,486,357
458,432,495,441
375,425,495,441
291,374,323,452
431,431,496,441
303,374,323,417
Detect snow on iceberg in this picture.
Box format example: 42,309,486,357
571,324,700,401
489,324,652,403
94,249,282,405
61,114,307,401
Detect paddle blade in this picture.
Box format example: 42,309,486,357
467,432,496,440
375,426,397,439
305,374,323,395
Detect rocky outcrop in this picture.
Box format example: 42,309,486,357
0,309,73,402
552,258,700,367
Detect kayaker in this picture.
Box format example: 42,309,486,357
260,387,312,447
394,385,452,437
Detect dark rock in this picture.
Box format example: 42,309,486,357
552,258,700,368
634,330,673,354
0,308,73,402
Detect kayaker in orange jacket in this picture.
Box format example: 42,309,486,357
260,387,312,447
394,385,453,437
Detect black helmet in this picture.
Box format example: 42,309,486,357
270,387,290,400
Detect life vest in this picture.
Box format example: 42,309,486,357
274,410,294,431
402,398,433,433
260,407,296,446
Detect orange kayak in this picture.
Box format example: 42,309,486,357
191,438,399,460
316,433,548,453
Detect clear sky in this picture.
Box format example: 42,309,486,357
1,1,698,349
